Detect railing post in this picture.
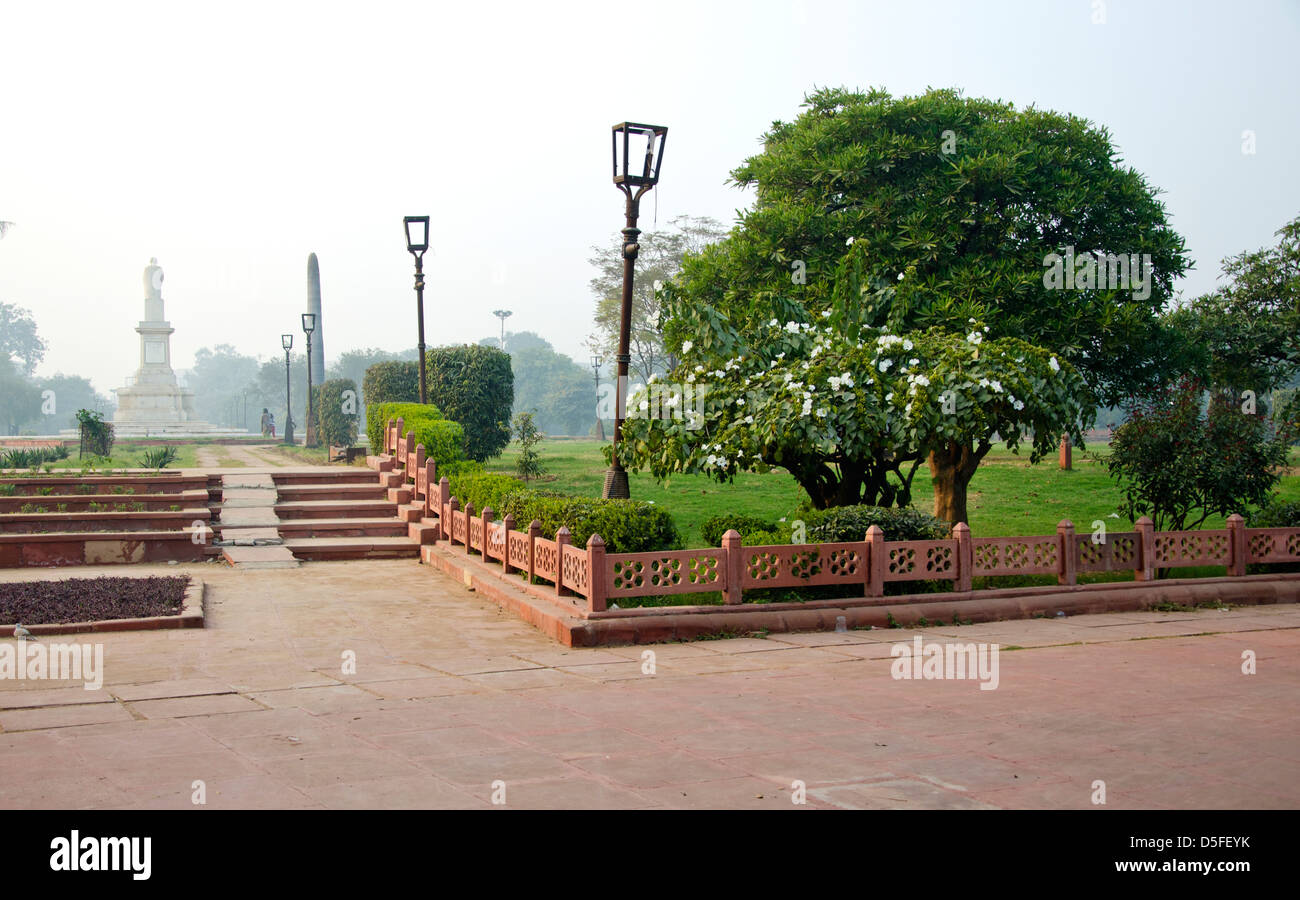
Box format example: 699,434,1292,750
482,506,494,561
502,513,515,574
953,522,973,593
447,496,460,547
721,529,743,605
464,502,475,554
527,520,540,585
394,417,405,456
1059,433,1072,470
438,476,451,539
414,444,426,486
866,525,886,597
423,460,436,520
555,526,571,596
1135,516,1155,581
1227,513,1246,577
587,534,607,613
404,431,415,477
1057,519,1076,586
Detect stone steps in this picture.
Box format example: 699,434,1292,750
276,518,410,539
276,483,388,502
274,499,399,519
283,536,422,561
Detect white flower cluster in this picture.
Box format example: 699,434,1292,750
827,372,855,391
1049,356,1060,373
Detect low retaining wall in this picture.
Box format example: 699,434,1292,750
0,531,218,568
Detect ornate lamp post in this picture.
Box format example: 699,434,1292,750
301,313,317,447
602,122,667,499
591,354,605,441
404,216,430,404
492,309,513,350
281,334,295,445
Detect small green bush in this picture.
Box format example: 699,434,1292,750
1249,498,1300,528
803,505,951,542
424,344,514,461
138,446,179,469
314,378,360,448
491,489,680,553
447,472,525,513
701,514,779,546
365,401,443,452
409,419,464,468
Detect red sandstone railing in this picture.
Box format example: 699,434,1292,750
426,505,1300,617
374,422,1299,618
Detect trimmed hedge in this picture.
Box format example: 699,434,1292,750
447,471,526,514
313,378,359,447
409,419,464,468
362,361,419,409
365,401,443,453
424,344,514,461
804,505,951,543
491,489,680,554
701,514,779,546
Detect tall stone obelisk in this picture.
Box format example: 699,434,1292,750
307,253,324,384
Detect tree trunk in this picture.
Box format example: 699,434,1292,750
928,441,987,525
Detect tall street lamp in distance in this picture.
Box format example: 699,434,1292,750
591,354,605,441
281,334,295,445
404,216,430,404
302,313,317,447
603,121,667,499
492,309,512,350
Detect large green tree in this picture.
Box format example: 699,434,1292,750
480,331,592,436
625,87,1190,522
1166,214,1300,398
0,301,46,376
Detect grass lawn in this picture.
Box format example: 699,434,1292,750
486,438,1300,547
39,442,202,471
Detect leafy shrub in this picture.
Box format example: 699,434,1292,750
512,411,545,482
138,446,179,469
1250,498,1300,528
701,514,779,546
492,489,680,553
362,360,419,409
76,409,114,458
437,459,483,479
447,472,525,513
314,378,360,448
364,401,444,453
1,446,69,469
1106,378,1292,532
410,420,465,468
802,505,951,542
425,344,514,461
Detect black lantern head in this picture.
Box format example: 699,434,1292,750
301,313,316,335
404,215,430,255
281,333,293,351
611,123,667,189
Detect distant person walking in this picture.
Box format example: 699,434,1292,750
268,412,276,438
260,408,270,437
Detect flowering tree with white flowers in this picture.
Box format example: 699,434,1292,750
618,272,1090,523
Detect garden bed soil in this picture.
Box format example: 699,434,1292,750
0,575,190,625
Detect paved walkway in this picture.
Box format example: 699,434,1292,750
1,558,1296,809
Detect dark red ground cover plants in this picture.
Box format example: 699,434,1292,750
0,576,189,625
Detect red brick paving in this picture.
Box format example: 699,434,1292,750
0,558,1296,809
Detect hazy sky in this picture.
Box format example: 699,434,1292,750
2,0,1297,395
